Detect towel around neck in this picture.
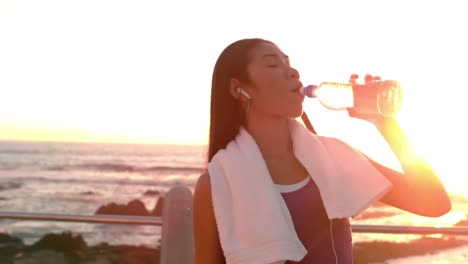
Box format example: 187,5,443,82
207,118,392,264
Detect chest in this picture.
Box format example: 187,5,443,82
263,155,309,185
280,180,353,263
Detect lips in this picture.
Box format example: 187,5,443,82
291,82,303,92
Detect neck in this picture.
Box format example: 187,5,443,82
245,114,293,157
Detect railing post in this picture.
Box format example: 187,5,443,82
160,186,194,264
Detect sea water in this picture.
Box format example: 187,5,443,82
0,140,466,256
0,140,206,247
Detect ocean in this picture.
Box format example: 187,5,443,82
0,140,467,260
0,140,207,248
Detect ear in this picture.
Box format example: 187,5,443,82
228,78,242,100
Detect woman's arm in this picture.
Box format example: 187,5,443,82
193,172,226,264
367,117,451,217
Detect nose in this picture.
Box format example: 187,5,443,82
289,66,300,79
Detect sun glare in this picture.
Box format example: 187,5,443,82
1,1,467,187
396,88,468,194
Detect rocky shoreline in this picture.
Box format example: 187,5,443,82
1,230,467,264
2,201,466,264
353,236,468,263
0,232,159,264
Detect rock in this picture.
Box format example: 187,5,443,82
95,199,150,216
95,202,126,215
29,232,87,253
0,233,24,246
0,232,161,264
13,250,67,264
0,233,25,260
126,200,150,216
80,254,116,264
143,190,160,196
455,219,468,226
151,196,165,216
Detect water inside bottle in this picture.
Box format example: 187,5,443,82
351,80,402,116
377,80,403,117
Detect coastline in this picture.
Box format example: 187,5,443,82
388,244,468,263
1,231,467,264
353,236,468,263
1,200,467,263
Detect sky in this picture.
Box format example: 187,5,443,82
0,2,466,141
1,0,467,191
0,0,466,144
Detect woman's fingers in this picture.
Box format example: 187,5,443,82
350,73,382,84
349,73,359,84
365,74,374,84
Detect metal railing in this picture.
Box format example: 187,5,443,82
1,211,468,235
352,224,468,235
0,211,162,225
1,186,467,264
0,185,195,264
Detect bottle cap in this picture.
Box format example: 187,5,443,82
301,85,318,98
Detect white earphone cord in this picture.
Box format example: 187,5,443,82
330,219,338,264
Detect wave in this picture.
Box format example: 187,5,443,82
0,181,23,191
47,162,205,174
2,174,199,188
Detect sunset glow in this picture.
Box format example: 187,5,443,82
1,1,467,188
397,92,468,195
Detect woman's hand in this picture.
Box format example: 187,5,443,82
348,74,451,217
347,73,393,128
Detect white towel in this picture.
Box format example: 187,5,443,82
207,119,392,264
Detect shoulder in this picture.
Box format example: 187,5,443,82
193,172,216,225
195,172,211,193
317,136,366,160
192,172,225,263
193,172,212,202
318,136,354,150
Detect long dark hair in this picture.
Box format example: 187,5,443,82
207,38,270,161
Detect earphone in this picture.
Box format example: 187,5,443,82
236,87,251,99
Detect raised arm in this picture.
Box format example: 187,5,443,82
364,116,451,217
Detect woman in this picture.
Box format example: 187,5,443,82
193,38,451,264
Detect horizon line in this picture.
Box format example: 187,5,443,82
0,138,208,147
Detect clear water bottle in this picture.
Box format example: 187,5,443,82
301,80,403,117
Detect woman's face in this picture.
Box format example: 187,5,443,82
245,42,304,118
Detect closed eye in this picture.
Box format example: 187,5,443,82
262,53,290,68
